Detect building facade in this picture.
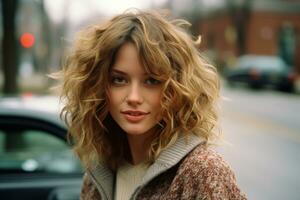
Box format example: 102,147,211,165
198,0,300,72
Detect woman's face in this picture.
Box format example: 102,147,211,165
108,42,163,136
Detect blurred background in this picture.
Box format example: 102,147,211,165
0,0,299,199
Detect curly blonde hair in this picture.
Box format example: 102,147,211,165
58,9,220,170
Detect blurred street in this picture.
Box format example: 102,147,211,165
1,0,300,199
218,84,300,200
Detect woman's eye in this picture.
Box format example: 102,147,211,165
145,77,161,85
111,76,127,85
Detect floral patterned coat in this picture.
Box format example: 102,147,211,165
80,135,247,200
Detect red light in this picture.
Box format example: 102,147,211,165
20,33,35,48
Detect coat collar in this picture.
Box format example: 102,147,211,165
88,134,205,200
141,134,205,186
87,161,114,200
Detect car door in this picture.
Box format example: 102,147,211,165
0,115,83,200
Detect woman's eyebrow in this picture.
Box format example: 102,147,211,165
111,68,149,76
111,69,127,75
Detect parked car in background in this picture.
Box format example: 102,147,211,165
0,95,82,200
224,55,297,92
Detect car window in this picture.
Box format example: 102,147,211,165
0,128,82,174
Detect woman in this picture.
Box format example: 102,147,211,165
58,9,247,200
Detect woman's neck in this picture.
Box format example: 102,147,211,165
126,132,154,165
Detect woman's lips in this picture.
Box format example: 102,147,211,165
121,110,149,122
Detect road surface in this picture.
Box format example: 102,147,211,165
217,85,300,200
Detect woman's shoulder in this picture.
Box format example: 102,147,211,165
176,143,247,199
181,143,231,172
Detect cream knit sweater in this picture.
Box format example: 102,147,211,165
115,162,148,200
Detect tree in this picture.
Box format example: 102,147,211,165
1,0,19,94
227,0,251,55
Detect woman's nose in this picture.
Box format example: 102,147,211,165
126,83,143,105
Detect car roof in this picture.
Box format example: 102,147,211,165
237,55,287,70
0,95,66,129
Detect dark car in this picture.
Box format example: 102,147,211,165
224,55,297,91
0,95,82,200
